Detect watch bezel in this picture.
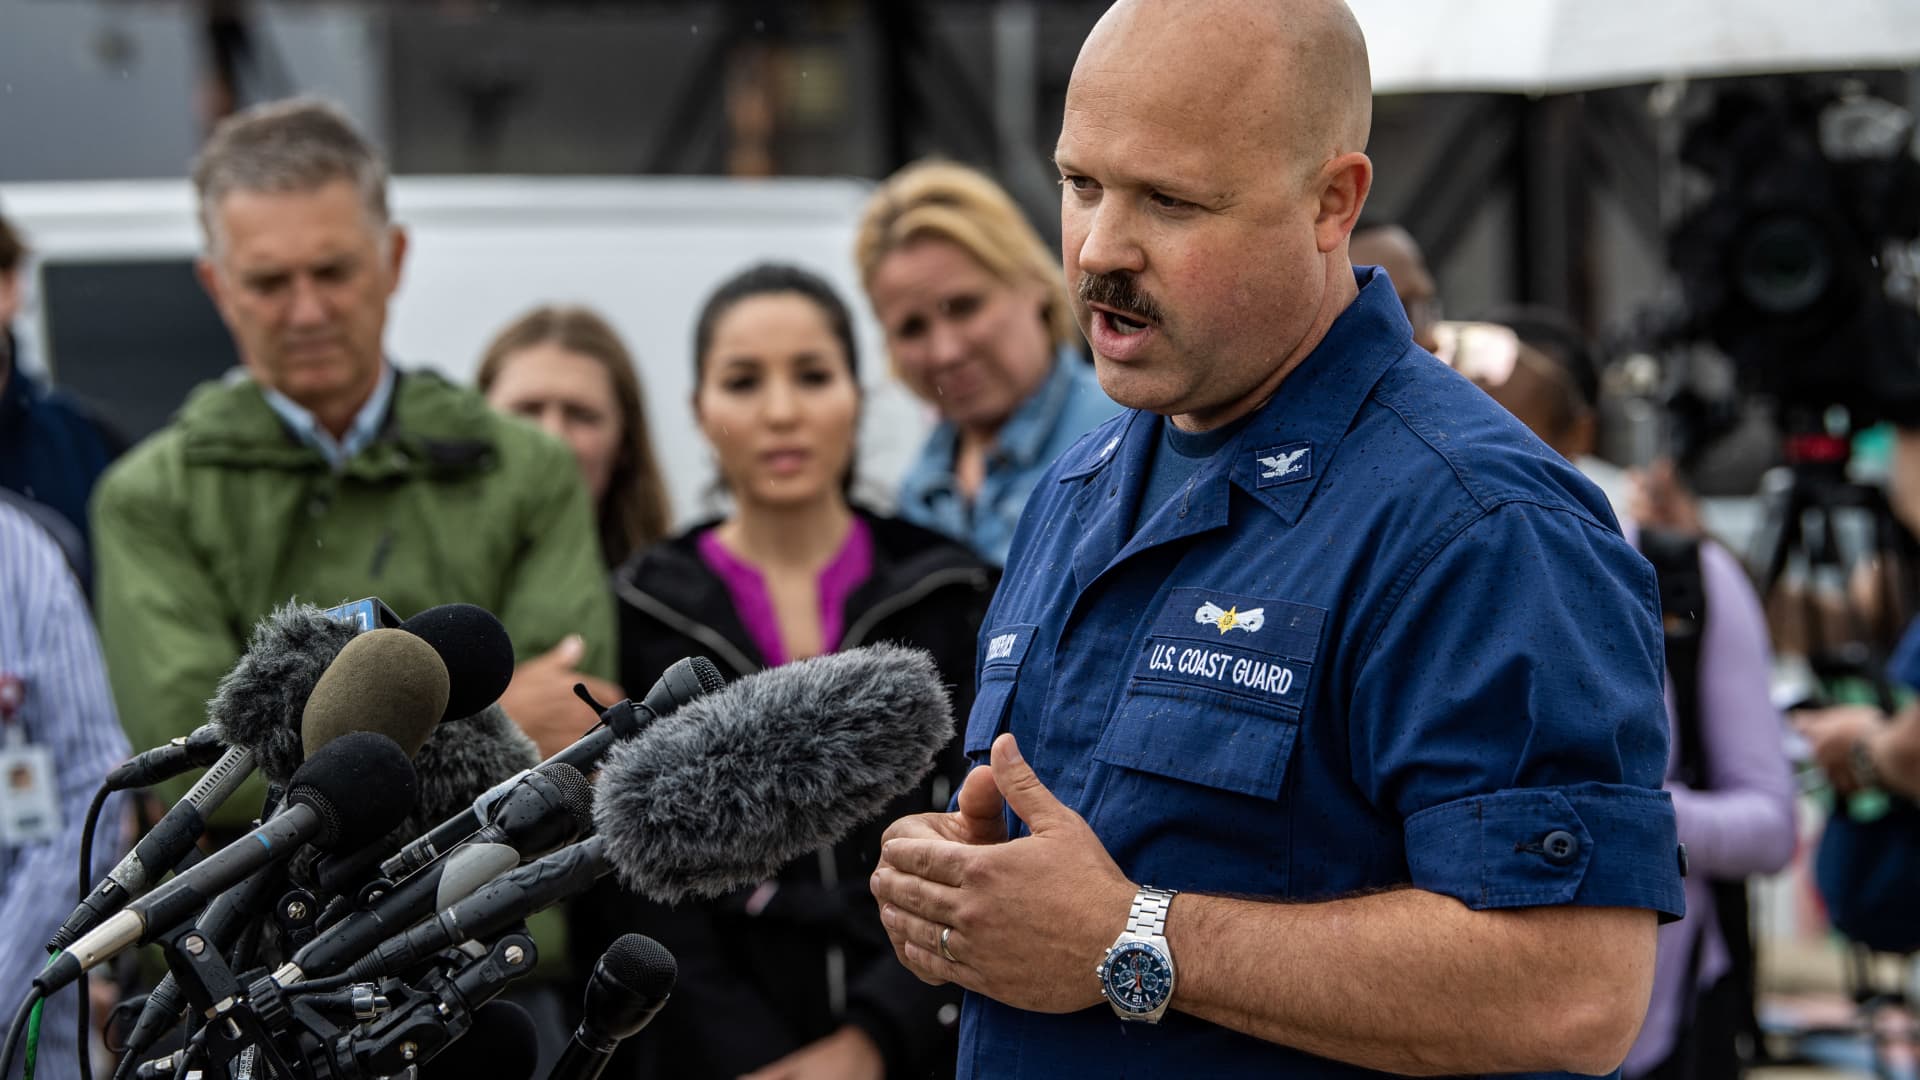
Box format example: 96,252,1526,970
1099,936,1175,1017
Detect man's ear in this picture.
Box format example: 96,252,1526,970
194,256,227,316
1316,151,1373,255
384,225,410,292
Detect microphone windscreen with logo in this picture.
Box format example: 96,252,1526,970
399,603,517,722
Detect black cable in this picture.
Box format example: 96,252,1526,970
2,990,45,1080
75,783,112,1080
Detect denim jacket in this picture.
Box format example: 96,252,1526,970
896,348,1120,565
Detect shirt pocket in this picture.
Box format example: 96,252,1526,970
1092,589,1325,799
963,623,1038,763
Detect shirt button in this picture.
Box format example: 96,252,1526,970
1541,830,1580,866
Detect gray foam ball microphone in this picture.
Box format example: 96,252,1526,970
595,643,954,904
37,731,418,995
300,628,448,764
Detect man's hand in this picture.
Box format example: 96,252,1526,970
736,1025,884,1080
870,733,1134,1014
498,634,624,758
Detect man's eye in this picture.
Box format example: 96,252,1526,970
1149,192,1191,210
1062,175,1098,193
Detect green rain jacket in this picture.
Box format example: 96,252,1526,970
91,368,615,824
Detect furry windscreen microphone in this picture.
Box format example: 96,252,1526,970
392,702,541,845
300,628,449,768
594,644,953,904
207,602,358,782
400,603,516,722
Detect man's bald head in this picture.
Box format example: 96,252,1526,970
1075,0,1372,188
1056,0,1375,428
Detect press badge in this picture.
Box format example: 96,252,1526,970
0,674,59,847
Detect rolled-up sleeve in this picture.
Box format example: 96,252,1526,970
1351,501,1686,919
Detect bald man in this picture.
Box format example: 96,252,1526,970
869,2,1683,1077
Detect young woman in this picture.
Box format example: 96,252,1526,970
478,304,673,568
572,264,993,1080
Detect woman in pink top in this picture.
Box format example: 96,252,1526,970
573,263,994,1080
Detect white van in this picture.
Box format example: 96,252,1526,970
0,175,932,525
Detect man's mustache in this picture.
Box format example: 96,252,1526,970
1078,272,1165,326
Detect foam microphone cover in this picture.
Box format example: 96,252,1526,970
289,730,420,851
207,602,358,783
399,603,516,722
595,644,954,904
391,702,540,845
300,629,448,768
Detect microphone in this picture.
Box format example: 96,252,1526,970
380,657,722,880
350,645,949,977
597,643,953,903
300,702,539,902
279,841,521,982
48,604,384,949
417,1000,541,1080
551,934,677,1080
37,731,418,994
399,603,516,722
299,628,448,760
393,702,543,845
102,724,229,792
349,835,610,978
546,655,728,775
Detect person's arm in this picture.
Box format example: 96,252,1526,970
878,736,1656,1076
0,523,131,1002
876,503,1681,1074
1667,541,1798,876
90,452,249,807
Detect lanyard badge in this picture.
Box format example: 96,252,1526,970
0,672,60,846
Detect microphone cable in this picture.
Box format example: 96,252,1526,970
73,780,115,1080
2,986,45,1080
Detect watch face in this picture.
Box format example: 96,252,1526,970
1102,940,1173,1014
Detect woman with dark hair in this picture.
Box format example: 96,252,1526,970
478,304,673,568
571,263,992,1080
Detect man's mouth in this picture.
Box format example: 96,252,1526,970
1094,305,1153,337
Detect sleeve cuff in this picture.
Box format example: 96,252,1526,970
1404,784,1685,920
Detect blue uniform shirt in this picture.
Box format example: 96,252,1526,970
898,347,1123,566
958,269,1684,1079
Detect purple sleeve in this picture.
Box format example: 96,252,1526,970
1664,539,1797,877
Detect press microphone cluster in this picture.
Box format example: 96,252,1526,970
41,642,953,1080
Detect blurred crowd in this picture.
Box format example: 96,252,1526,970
2,88,1918,1080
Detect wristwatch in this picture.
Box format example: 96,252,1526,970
1096,886,1178,1022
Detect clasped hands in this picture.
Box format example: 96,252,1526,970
869,732,1135,1013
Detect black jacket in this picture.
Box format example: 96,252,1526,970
571,510,994,1079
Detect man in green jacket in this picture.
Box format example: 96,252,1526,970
90,98,617,824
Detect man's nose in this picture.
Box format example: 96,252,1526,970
287,276,328,326
1075,200,1146,279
